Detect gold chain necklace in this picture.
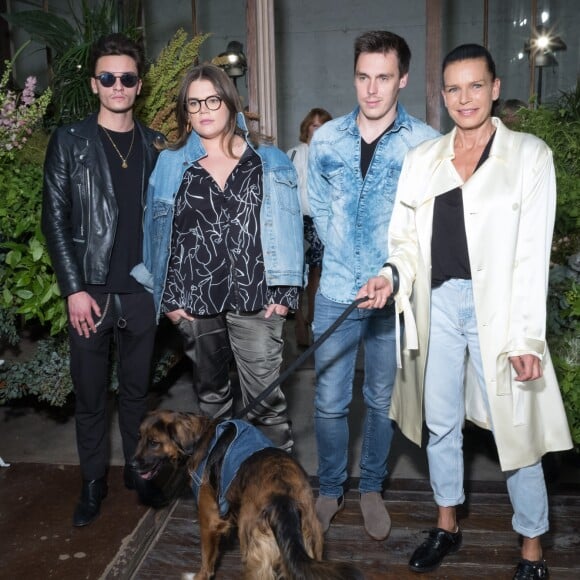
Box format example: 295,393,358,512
101,125,135,169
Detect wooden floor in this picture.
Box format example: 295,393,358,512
129,479,580,579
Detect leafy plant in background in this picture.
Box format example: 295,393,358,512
517,83,580,243
135,28,208,142
0,30,206,406
0,55,58,347
2,0,142,126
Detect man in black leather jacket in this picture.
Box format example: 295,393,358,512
42,33,164,526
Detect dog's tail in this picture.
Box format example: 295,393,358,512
265,494,365,580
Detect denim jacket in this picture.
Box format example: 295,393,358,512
131,113,303,319
308,104,439,303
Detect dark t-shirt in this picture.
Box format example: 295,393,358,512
86,127,144,294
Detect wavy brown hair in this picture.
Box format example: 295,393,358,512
170,63,244,156
298,108,332,143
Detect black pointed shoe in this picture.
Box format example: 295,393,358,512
72,478,108,527
124,462,138,490
513,559,549,579
409,527,462,573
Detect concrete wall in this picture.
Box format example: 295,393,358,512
5,0,579,146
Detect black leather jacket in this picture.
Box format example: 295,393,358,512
42,113,164,298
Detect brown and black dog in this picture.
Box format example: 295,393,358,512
134,410,364,580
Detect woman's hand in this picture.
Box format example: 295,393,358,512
509,354,543,382
355,276,393,309
165,308,195,324
265,304,288,318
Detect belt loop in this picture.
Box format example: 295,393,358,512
113,293,127,329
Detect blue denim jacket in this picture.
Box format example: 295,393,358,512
131,113,303,319
308,104,439,304
191,420,274,516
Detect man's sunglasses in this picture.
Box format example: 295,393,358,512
94,72,139,88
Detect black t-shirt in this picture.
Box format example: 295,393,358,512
86,126,144,294
360,122,394,179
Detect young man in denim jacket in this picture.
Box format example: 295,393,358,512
308,30,438,540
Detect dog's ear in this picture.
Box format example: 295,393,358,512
166,412,204,456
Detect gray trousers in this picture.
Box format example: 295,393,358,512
176,309,293,451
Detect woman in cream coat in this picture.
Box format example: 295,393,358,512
358,44,572,579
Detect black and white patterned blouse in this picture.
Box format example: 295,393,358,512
162,147,299,316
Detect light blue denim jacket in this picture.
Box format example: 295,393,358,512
131,113,303,319
308,104,439,304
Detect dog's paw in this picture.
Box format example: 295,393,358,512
181,573,196,580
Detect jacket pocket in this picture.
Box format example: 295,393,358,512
271,170,300,215
152,201,172,242
72,177,88,241
321,165,344,201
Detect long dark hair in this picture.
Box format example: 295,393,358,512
171,63,243,155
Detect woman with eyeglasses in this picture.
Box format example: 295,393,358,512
133,64,303,452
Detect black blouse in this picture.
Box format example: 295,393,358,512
431,131,496,288
162,147,298,316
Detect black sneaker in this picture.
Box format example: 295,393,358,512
513,559,549,579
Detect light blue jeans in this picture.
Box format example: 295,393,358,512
313,292,397,498
425,279,549,537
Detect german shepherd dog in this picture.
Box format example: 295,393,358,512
134,410,364,580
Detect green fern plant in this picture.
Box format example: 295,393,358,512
135,29,209,141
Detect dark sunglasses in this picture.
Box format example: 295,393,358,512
95,72,139,88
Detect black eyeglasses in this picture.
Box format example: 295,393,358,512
95,72,139,88
187,95,223,114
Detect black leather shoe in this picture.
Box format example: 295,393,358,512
124,463,137,490
513,559,550,579
72,478,108,527
409,527,462,573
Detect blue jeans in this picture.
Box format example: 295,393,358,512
425,279,549,536
313,292,397,497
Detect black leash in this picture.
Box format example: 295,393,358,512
234,295,370,419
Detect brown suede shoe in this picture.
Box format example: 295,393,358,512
360,491,391,540
315,494,344,532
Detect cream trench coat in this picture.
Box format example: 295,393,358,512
381,117,572,472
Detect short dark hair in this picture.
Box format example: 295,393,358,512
299,107,332,143
354,30,411,77
442,44,497,82
89,33,144,78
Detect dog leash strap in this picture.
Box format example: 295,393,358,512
234,295,370,420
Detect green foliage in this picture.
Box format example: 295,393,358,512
0,145,67,336
517,84,580,238
3,0,142,126
135,29,208,141
0,27,201,407
547,265,580,447
0,335,72,406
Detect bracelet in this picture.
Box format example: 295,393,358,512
383,262,399,296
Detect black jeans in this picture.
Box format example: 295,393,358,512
68,292,157,480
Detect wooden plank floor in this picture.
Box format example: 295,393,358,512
130,479,580,579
